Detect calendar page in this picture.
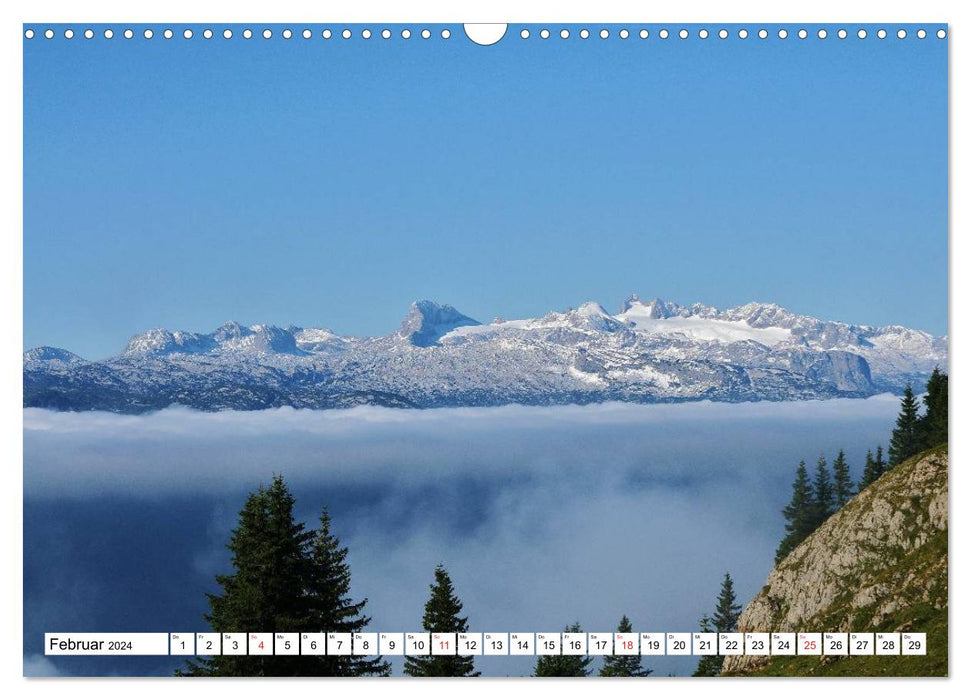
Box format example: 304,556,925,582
21,15,948,681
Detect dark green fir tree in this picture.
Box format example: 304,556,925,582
811,456,835,529
305,508,389,676
889,384,922,466
776,461,814,563
712,573,741,633
535,622,593,677
404,565,478,677
918,368,948,449
181,475,314,676
831,450,854,508
599,615,651,677
859,448,878,491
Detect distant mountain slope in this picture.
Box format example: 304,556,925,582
724,445,948,677
23,297,946,413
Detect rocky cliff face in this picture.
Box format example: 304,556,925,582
724,445,948,676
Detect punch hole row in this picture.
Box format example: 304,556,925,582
23,26,947,42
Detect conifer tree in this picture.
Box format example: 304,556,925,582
713,573,741,633
181,478,385,677
918,368,948,449
810,456,835,529
692,615,723,677
776,461,814,563
831,450,854,508
874,445,886,479
404,565,478,677
305,508,389,676
889,384,922,466
182,475,314,676
859,448,878,491
535,623,593,677
599,615,652,677
693,573,741,677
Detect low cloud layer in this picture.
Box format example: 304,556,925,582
24,398,900,676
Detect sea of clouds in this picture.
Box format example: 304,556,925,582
24,397,901,676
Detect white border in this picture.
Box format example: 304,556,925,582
3,1,964,699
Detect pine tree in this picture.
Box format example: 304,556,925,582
859,448,878,491
305,508,389,676
599,615,651,677
918,368,948,449
776,461,814,563
692,615,723,677
831,450,854,508
875,445,886,479
404,565,478,677
712,573,741,633
810,456,835,529
889,384,922,466
535,623,593,677
182,475,314,676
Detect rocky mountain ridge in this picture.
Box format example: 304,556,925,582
24,297,947,413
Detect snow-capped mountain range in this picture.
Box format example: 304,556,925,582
24,296,947,413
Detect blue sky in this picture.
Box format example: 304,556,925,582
24,24,947,359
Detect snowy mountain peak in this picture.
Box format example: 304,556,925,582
23,346,85,366
397,300,481,347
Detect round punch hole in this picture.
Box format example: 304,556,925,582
718,29,728,39
639,29,648,39
360,29,370,40
738,28,748,39
581,29,591,39
699,29,709,39
203,29,213,39
780,29,789,39
600,29,609,39
441,29,451,39
342,29,352,39
25,28,34,39
64,29,74,39
659,29,669,39
679,29,688,39
838,29,847,39
937,29,946,39
561,29,569,39
917,29,926,39
223,29,232,39
44,28,53,39
124,29,134,39
401,29,411,39
143,29,153,39
105,29,114,39
520,29,529,39
84,29,94,39
184,29,193,39
540,29,550,39
421,29,431,39
620,28,629,39
817,29,827,39
877,29,887,39
897,29,907,39
758,29,768,39
263,29,272,39
303,29,312,39
322,29,332,39
243,29,253,40
382,29,391,39
283,29,293,39
164,29,173,39
858,29,867,39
